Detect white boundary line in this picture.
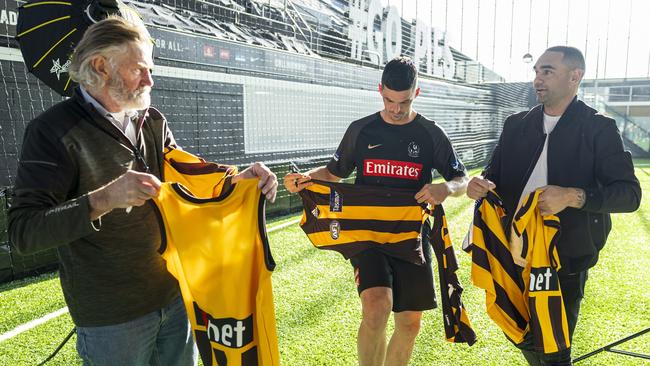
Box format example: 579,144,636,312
0,307,69,343
267,218,300,233
0,218,301,343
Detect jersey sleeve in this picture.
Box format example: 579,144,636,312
326,124,359,178
429,125,466,181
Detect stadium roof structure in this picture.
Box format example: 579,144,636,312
124,0,504,84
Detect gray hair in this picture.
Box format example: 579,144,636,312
69,16,150,91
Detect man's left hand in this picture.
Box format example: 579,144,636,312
415,183,452,206
537,185,572,216
233,162,278,202
538,185,586,216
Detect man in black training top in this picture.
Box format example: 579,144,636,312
284,56,468,366
467,46,641,365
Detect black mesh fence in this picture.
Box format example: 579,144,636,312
0,0,534,281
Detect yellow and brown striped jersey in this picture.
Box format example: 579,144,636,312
155,162,279,365
466,190,568,354
427,205,477,345
162,147,237,198
511,190,568,354
298,179,428,265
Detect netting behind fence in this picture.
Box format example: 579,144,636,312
0,0,535,280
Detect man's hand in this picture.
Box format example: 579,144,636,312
89,170,161,220
537,185,586,216
415,182,452,205
233,162,278,202
283,172,313,193
466,176,496,200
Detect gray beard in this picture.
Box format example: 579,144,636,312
107,76,151,111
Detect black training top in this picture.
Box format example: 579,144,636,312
327,112,466,189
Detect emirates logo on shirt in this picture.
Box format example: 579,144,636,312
363,159,422,180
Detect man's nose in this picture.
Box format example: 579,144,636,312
141,69,154,88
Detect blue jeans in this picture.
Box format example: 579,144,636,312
76,296,197,366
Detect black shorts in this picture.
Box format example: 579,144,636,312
350,243,437,312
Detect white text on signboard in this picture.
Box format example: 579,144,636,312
347,0,455,79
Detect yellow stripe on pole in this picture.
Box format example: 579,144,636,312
16,15,70,38
22,1,72,8
33,28,77,68
63,75,72,92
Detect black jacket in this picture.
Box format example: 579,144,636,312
484,97,641,273
8,88,179,326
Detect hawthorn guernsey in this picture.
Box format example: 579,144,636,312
364,159,422,180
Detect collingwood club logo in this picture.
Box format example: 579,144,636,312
407,141,420,158
451,158,462,171
329,220,341,240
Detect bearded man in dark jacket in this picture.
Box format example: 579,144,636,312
467,46,641,366
8,16,277,366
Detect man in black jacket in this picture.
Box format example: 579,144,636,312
8,17,277,365
467,46,641,365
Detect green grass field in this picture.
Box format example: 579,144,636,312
1,164,649,365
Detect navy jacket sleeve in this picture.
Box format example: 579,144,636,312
581,117,641,213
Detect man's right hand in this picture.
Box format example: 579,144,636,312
466,176,496,200
283,172,313,193
89,170,162,220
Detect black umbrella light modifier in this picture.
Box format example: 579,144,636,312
15,0,142,97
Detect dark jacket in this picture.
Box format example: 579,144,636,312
484,97,641,273
8,89,179,327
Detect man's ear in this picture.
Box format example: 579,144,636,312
90,56,111,81
570,69,584,85
378,83,383,93
415,87,420,98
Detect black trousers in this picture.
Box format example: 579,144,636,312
518,270,589,366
